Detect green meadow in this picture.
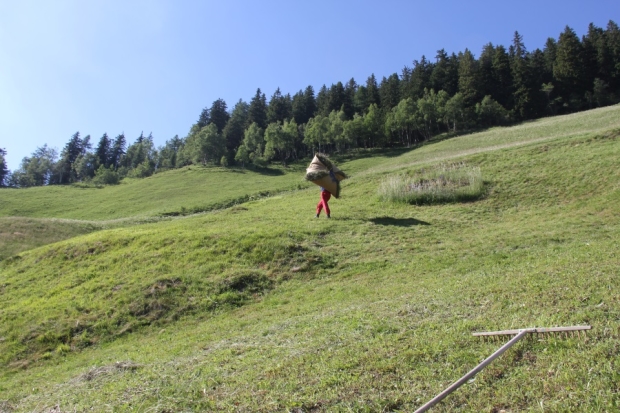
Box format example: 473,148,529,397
1,105,619,412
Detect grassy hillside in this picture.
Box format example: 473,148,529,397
1,106,619,412
0,163,309,221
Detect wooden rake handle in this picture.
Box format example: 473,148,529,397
414,325,591,412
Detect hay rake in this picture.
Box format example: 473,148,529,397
414,325,591,413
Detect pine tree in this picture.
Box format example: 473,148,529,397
248,89,268,129
95,133,111,168
379,73,401,111
430,49,459,96
316,85,330,117
605,20,620,92
303,85,317,121
478,43,496,99
196,107,210,129
57,132,88,184
492,45,513,109
327,81,347,115
0,148,8,187
554,25,586,107
365,74,381,108
209,99,230,133
110,134,126,169
458,49,482,108
267,88,291,124
511,31,536,119
407,56,434,100
223,100,249,157
291,90,306,125
343,78,357,119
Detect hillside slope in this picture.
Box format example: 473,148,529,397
1,106,619,412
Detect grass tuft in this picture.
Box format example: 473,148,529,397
378,162,484,204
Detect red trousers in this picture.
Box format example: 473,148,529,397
316,190,331,216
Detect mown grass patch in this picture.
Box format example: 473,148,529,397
378,162,484,204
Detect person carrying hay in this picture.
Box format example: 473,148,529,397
305,153,347,218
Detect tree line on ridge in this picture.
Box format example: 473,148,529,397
1,22,619,187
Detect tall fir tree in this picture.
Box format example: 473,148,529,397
315,84,330,117
365,74,381,110
223,99,249,157
404,56,433,100
430,49,459,96
110,134,126,169
0,148,8,187
458,48,482,108
327,82,347,115
379,73,401,111
208,98,230,133
95,133,111,168
267,88,291,124
554,25,586,107
248,89,268,129
510,31,537,119
196,107,210,129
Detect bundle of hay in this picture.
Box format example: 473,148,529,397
305,153,347,198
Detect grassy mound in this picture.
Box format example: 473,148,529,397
0,105,619,411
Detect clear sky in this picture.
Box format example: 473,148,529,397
1,0,617,171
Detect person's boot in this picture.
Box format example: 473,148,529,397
327,214,331,218
315,214,319,218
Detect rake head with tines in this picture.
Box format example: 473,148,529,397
473,325,591,342
413,325,592,413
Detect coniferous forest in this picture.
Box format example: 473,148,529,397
2,22,620,188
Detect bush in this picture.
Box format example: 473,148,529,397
128,160,154,178
378,162,484,204
92,165,120,185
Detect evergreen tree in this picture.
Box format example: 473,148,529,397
605,20,620,92
327,82,347,115
223,100,249,157
492,45,513,109
543,38,557,75
343,78,357,118
57,132,90,184
478,43,496,99
303,85,317,121
110,133,127,170
315,84,330,116
430,49,459,96
353,85,369,115
248,88,268,129
209,98,230,133
379,73,401,111
404,56,433,100
0,148,8,187
95,133,111,168
267,88,291,124
582,23,605,92
365,74,381,108
510,31,536,119
554,25,586,108
292,90,306,125
458,48,482,108
528,48,551,117
196,107,210,129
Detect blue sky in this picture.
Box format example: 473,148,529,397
1,0,617,171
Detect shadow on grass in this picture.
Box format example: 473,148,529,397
369,217,430,227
